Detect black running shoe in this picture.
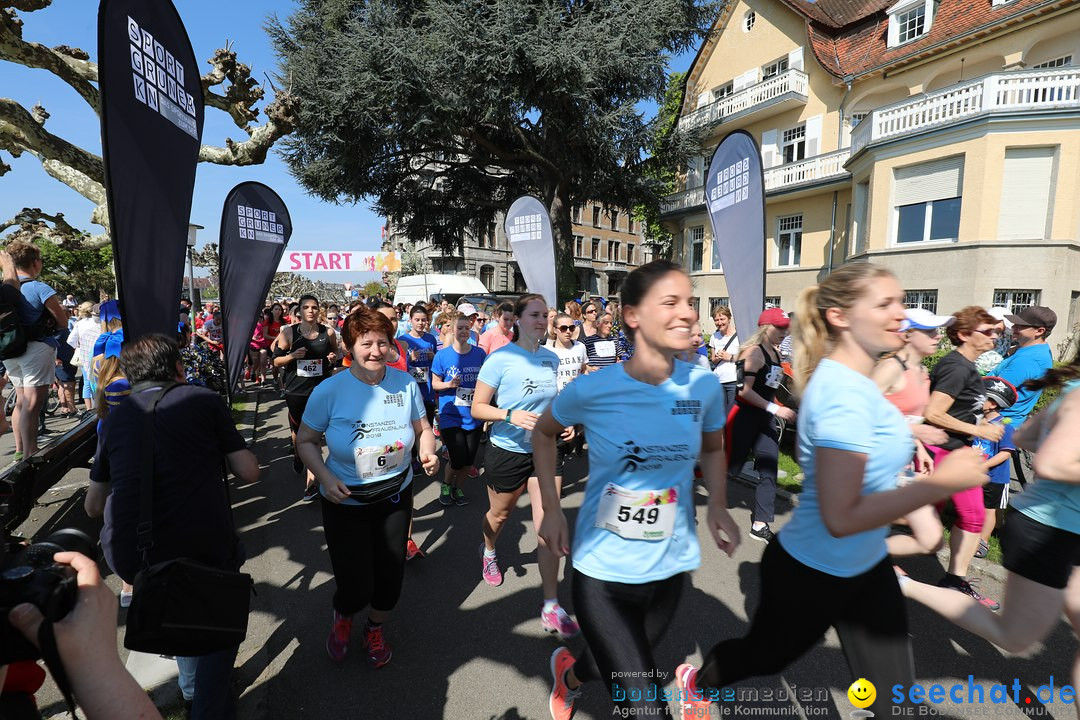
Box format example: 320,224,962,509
749,524,775,543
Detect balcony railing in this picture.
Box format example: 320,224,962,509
660,187,705,215
763,148,850,191
851,67,1080,154
678,69,809,132
604,260,628,273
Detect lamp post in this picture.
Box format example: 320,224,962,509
187,223,203,311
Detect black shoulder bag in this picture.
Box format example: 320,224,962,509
124,382,254,657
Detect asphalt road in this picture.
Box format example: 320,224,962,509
18,391,1078,720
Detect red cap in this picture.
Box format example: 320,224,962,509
758,307,790,328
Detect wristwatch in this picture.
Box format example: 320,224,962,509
505,408,513,423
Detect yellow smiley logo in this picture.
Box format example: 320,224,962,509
848,678,876,709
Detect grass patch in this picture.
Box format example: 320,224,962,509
777,450,802,494
940,522,1004,565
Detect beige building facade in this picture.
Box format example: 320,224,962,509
662,0,1080,337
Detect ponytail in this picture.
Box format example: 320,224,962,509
1024,355,1080,392
792,285,828,395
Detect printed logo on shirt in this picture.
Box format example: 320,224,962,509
351,418,403,442
540,359,557,371
352,421,373,441
670,400,702,422
522,379,539,396
384,393,405,408
619,438,695,473
620,441,650,473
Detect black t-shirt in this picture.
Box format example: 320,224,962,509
743,344,784,405
94,384,247,583
929,350,987,450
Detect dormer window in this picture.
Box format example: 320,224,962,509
887,0,936,47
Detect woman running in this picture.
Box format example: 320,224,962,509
297,307,439,667
431,312,486,506
725,308,797,542
274,294,340,501
675,263,987,719
535,260,739,720
471,293,578,638
898,353,1080,715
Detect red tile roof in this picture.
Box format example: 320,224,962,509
778,0,1069,78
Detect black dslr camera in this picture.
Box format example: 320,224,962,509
0,528,95,665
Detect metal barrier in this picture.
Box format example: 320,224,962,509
0,416,98,533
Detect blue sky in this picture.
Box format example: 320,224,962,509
0,0,697,286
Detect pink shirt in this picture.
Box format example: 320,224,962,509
479,327,512,355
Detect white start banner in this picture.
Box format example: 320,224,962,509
276,250,402,273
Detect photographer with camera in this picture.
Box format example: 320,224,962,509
84,334,259,719
2,551,163,720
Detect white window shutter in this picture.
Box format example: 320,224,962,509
734,69,758,91
788,47,804,71
697,91,710,109
894,156,964,206
805,115,823,157
998,147,1055,240
761,130,778,169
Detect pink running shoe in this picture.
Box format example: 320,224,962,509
479,543,503,587
675,663,711,717
541,605,580,640
362,623,392,668
326,611,352,662
549,647,581,720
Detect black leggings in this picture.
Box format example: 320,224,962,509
698,540,914,716
441,426,482,470
320,486,413,615
571,570,685,716
727,406,780,523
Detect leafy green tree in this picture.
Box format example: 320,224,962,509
37,237,113,300
269,0,715,299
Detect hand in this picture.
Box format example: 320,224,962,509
318,474,351,503
291,347,308,360
706,503,741,557
409,349,419,362
560,425,576,442
326,352,337,364
420,453,440,476
509,410,539,430
974,423,1005,443
538,508,571,557
776,406,797,422
915,445,934,475
912,423,948,446
8,552,122,672
928,447,989,492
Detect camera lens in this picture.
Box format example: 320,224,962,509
23,528,97,567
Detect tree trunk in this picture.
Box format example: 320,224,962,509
544,183,578,305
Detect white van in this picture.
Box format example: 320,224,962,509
392,274,491,306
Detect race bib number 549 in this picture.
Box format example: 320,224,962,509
595,483,678,541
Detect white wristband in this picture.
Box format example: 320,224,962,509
766,402,779,416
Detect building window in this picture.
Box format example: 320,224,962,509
743,10,756,32
607,240,619,262
896,4,925,44
993,290,1040,314
713,81,734,101
709,297,730,317
572,206,583,224
762,57,788,80
849,112,867,129
782,125,806,164
485,222,497,249
765,296,781,309
591,238,601,260
592,206,601,227
1033,56,1073,69
609,276,624,297
893,156,964,244
479,264,495,290
690,226,705,273
627,243,635,265
776,214,802,267
904,290,938,314
575,235,585,257
610,210,619,232
628,217,635,234
689,297,701,315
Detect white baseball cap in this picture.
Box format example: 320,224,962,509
986,307,1013,329
457,303,479,317
901,307,956,331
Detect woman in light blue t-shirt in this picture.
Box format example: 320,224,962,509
676,263,987,719
534,261,739,720
900,356,1080,674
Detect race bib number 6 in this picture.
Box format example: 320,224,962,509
595,483,678,541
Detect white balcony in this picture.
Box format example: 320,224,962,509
660,186,705,216
678,69,809,132
851,67,1080,154
604,260,628,273
763,148,850,192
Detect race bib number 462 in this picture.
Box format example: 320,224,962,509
595,483,678,541
297,358,323,377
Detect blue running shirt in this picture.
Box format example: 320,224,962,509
551,361,726,583
400,332,438,403
476,342,559,454
431,345,486,430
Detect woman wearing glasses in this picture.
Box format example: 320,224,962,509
924,306,1005,609
545,313,589,391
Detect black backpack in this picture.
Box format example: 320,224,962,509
0,284,48,361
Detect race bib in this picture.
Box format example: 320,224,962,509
763,365,784,389
297,358,323,377
453,387,474,407
595,483,678,541
594,340,616,357
411,366,429,383
354,440,407,480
